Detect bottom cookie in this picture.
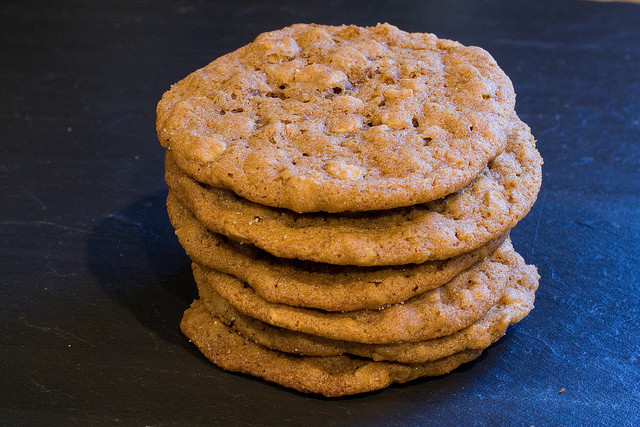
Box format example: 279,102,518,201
181,301,482,397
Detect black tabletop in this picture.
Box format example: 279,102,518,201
2,1,639,425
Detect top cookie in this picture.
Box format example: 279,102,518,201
157,23,516,212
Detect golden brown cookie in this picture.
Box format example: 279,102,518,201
181,301,483,397
167,192,508,311
197,256,537,362
193,239,516,344
165,116,542,266
157,23,516,213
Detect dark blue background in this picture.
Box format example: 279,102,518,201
1,1,638,425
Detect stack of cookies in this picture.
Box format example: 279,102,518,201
156,23,542,397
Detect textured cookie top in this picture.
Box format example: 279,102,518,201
165,116,542,266
157,23,516,212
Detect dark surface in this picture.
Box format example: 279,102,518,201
1,0,639,425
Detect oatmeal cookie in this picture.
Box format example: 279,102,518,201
167,191,507,311
192,240,516,344
181,301,482,397
197,256,538,362
165,116,541,266
158,23,516,213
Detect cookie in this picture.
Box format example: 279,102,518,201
193,239,516,344
165,115,541,266
181,301,483,397
196,256,538,362
157,23,516,213
167,191,507,311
